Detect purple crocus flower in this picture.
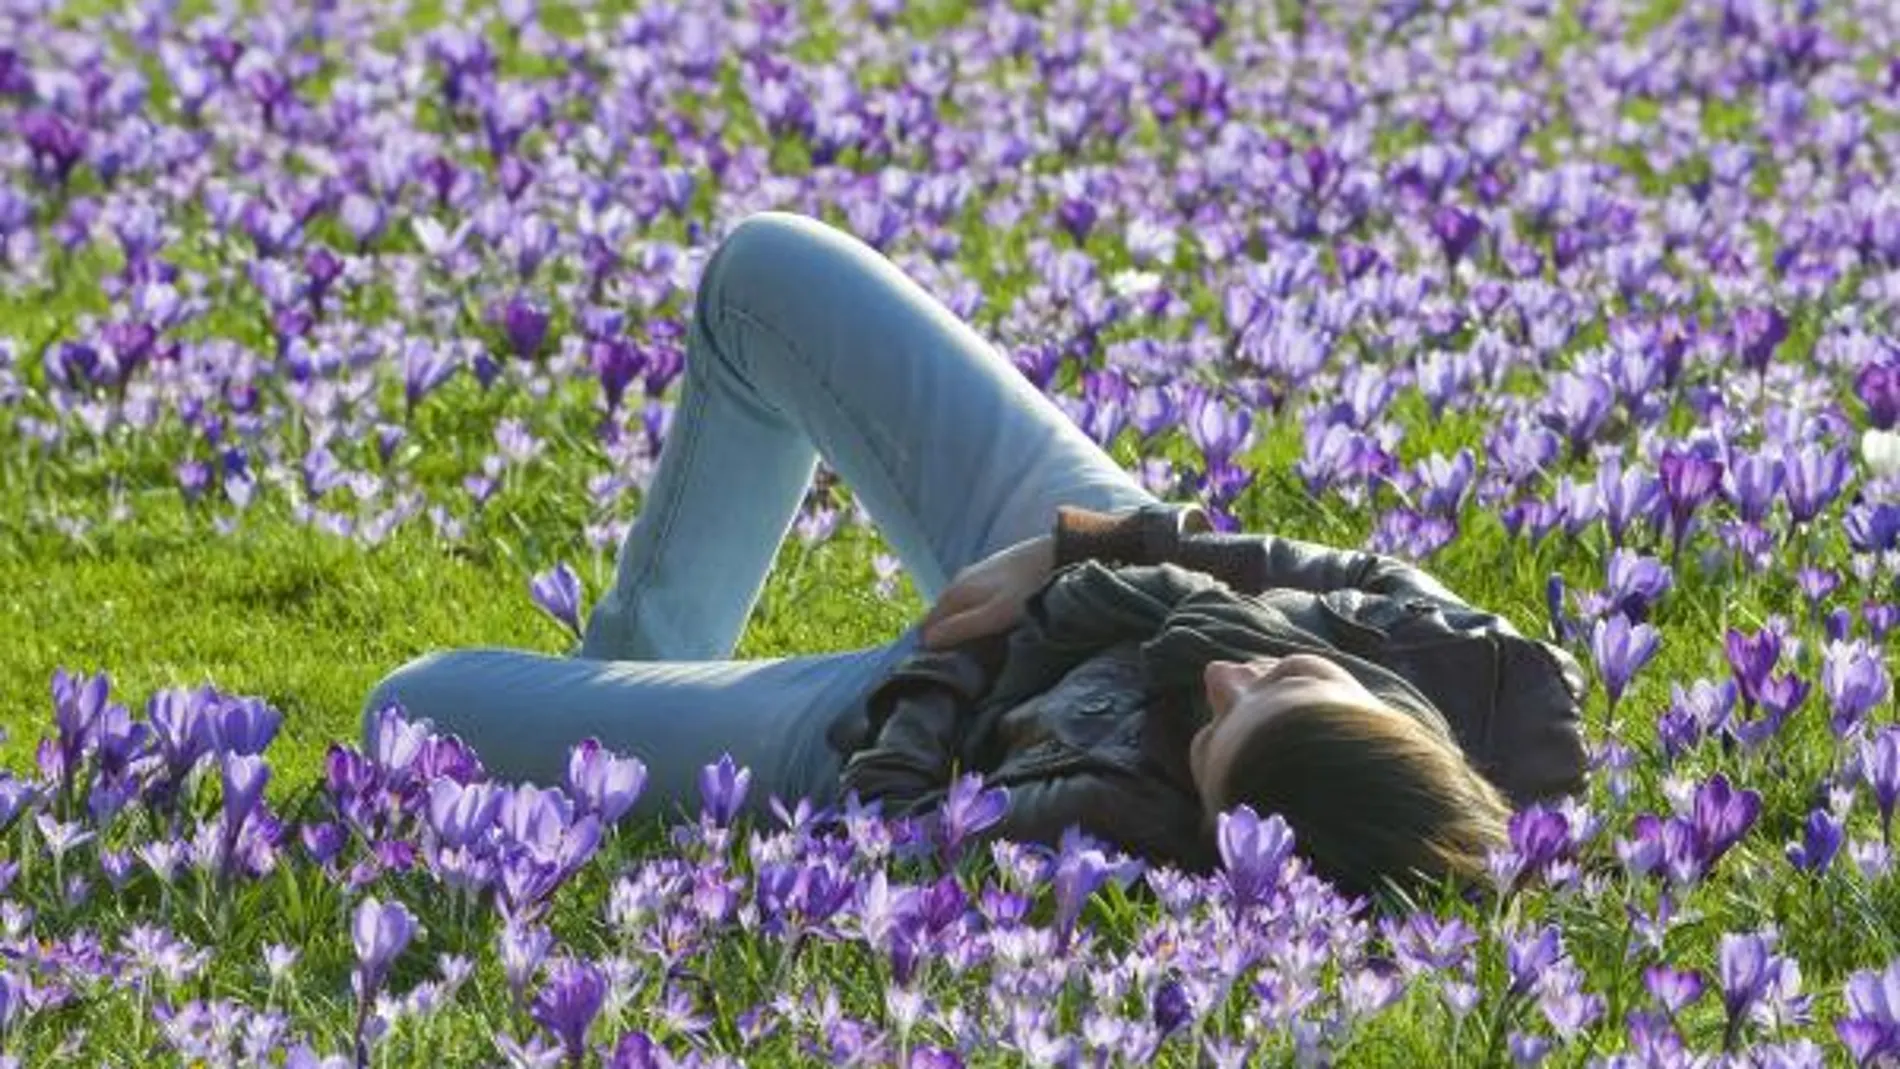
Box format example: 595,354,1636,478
1845,502,1900,554
1049,832,1116,953
51,667,108,768
1590,612,1660,721
529,564,583,640
1538,967,1603,1040
1863,728,1900,845
498,297,550,360
1621,813,1690,890
1506,926,1563,998
1056,198,1097,244
1507,1031,1552,1065
1129,385,1178,440
1782,444,1851,525
428,779,503,849
352,896,419,1018
0,778,40,837
1826,608,1855,644
935,771,1008,862
403,341,458,413
1549,474,1603,539
1545,574,1573,644
176,460,212,504
1755,672,1810,731
1658,448,1723,563
1495,804,1575,892
219,753,269,840
209,696,281,757
1414,449,1476,517
1838,1017,1899,1069
1604,549,1672,621
1337,241,1382,280
591,339,642,413
697,754,751,828
302,246,343,308
1724,626,1782,710
1785,807,1845,875
367,706,432,780
1644,964,1705,1016
1152,978,1193,1037
1216,804,1294,913
1855,363,1900,430
148,687,215,783
1730,306,1789,374
1186,392,1252,468
339,194,386,248
19,110,88,185
1869,603,1900,640
1823,641,1890,737
302,822,346,868
1798,567,1840,607
0,47,32,98
498,787,602,888
1692,774,1762,866
1717,932,1776,1048
608,1032,692,1069
1725,452,1785,526
530,957,606,1067
500,919,553,1007
1540,373,1614,459
565,739,647,824
1837,960,1900,1067
509,214,559,281
1626,1009,1691,1066
1431,205,1484,265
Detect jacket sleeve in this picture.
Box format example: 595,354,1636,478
1483,639,1591,805
836,686,964,814
1053,502,1495,618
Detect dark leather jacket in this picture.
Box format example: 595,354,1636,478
825,503,1589,872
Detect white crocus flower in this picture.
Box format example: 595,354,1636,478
1862,428,1900,478
1109,268,1162,299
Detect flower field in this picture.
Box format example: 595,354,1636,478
4,0,1900,1064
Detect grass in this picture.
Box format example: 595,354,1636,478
0,491,924,789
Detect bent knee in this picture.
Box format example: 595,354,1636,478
703,210,848,313
717,210,819,262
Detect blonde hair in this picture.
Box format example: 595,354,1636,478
1205,698,1511,899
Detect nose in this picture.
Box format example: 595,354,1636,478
1204,658,1273,714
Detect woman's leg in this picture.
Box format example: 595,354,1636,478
580,210,1157,662
363,639,923,824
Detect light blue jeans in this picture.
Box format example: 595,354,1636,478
363,212,1155,827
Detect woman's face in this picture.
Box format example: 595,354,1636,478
1188,653,1382,814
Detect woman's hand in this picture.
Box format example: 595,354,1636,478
919,534,1056,649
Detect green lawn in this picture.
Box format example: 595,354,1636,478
0,491,925,790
